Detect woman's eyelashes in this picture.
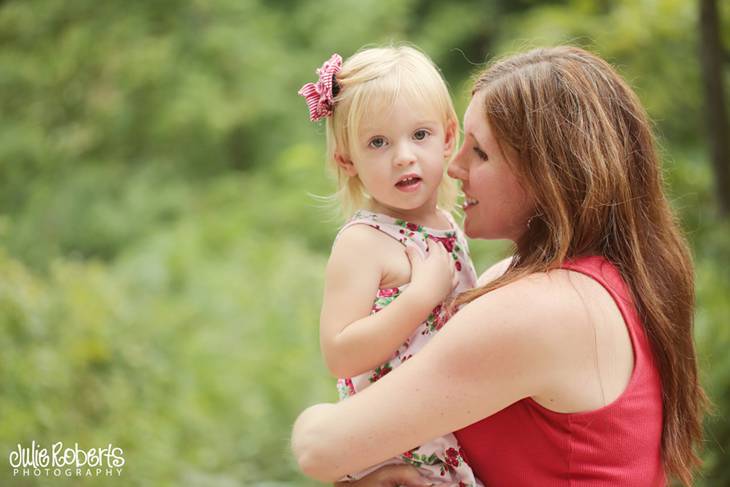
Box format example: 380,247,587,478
473,146,488,161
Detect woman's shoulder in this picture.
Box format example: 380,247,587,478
493,267,588,310
474,258,618,318
459,266,621,362
457,264,633,411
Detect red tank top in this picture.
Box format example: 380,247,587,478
454,256,665,486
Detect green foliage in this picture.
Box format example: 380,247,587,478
0,0,728,484
1,172,335,486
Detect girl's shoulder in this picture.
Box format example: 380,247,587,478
327,217,407,279
331,221,399,256
332,208,414,248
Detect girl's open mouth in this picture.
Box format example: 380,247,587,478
395,175,422,192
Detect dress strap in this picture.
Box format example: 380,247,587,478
335,210,414,248
334,209,459,255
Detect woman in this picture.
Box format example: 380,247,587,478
291,46,706,486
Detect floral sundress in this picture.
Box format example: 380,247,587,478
334,209,483,486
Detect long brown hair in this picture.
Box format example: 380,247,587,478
454,46,707,485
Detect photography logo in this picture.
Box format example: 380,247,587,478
8,441,125,478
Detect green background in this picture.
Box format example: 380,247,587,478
0,0,728,485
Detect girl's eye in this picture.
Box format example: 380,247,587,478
473,147,488,161
369,137,387,149
413,129,430,141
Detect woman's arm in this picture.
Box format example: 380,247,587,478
321,226,455,378
294,272,574,481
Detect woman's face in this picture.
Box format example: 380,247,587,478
448,90,535,241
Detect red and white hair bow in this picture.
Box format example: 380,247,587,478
298,53,342,121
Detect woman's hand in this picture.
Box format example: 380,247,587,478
405,239,457,308
334,464,431,487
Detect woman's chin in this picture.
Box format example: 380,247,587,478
464,220,506,241
464,222,486,239
462,213,485,238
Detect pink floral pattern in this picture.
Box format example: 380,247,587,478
400,445,475,482
334,210,481,486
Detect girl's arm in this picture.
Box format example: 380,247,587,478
333,464,429,487
320,225,455,378
294,272,578,481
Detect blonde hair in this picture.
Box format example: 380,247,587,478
324,45,458,217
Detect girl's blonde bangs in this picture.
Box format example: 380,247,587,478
325,45,459,217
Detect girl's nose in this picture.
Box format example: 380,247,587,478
394,142,416,167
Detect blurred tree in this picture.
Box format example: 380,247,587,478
699,0,730,217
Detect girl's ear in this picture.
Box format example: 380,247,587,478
335,153,358,176
444,119,457,157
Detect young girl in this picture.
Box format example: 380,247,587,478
298,46,482,485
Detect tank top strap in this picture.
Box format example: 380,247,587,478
560,255,651,373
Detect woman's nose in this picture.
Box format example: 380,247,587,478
447,156,467,180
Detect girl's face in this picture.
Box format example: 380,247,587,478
336,95,454,219
448,90,535,241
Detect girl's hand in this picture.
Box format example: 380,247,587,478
405,238,458,308
333,464,431,487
